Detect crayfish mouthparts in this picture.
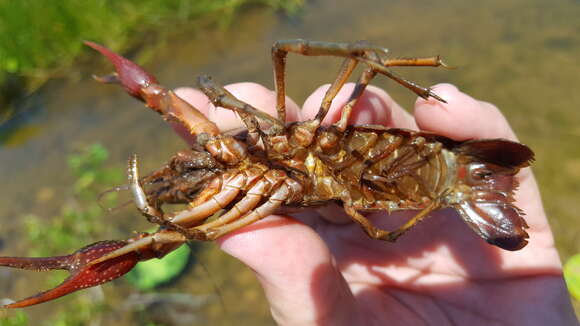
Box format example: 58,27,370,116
1,39,535,308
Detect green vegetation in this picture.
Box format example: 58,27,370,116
24,144,122,256
564,253,580,301
15,144,122,325
0,311,28,326
126,244,191,290
50,299,108,326
0,0,303,121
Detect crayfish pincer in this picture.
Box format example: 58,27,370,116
0,39,533,308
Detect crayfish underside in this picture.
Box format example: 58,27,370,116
0,39,533,309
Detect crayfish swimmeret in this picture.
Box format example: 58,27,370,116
0,40,533,308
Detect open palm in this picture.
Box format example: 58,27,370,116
175,83,575,326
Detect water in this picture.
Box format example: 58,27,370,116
1,0,579,324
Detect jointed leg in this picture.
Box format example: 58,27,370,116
197,75,284,132
334,68,378,131
382,56,449,68
272,39,388,60
321,56,445,129
87,229,187,267
359,61,447,103
314,58,359,123
357,54,449,102
194,177,271,231
169,173,247,226
271,39,449,117
193,182,292,240
272,39,387,125
345,200,440,241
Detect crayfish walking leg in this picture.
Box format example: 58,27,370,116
271,39,449,123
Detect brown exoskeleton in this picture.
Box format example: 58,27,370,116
0,40,533,308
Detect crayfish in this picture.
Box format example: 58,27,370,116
0,40,533,308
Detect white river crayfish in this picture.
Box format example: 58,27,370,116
0,40,533,308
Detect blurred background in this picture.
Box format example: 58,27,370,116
0,0,578,325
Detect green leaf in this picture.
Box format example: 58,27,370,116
563,253,580,300
0,310,28,326
125,244,191,290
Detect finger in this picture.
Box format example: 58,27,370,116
302,83,417,129
414,83,517,141
217,216,359,325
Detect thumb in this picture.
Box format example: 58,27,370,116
216,215,359,325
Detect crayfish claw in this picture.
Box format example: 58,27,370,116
83,41,158,100
0,240,139,308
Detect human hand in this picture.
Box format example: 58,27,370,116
175,83,577,326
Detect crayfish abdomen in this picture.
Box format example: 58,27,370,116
236,123,532,250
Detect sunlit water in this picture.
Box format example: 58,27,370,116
1,0,579,324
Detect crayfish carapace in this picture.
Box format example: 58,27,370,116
0,40,533,308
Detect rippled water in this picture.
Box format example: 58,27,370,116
1,0,579,324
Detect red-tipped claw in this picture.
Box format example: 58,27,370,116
0,241,139,308
83,41,157,100
84,41,220,138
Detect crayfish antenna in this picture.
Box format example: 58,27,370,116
83,41,157,101
0,240,139,308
